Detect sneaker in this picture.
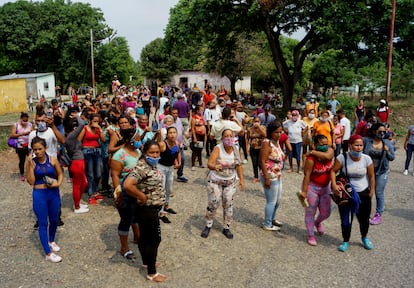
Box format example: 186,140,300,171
45,253,62,263
191,166,196,171
20,175,25,182
88,197,98,205
222,228,234,239
57,218,64,227
74,206,89,214
80,203,89,209
337,242,349,252
33,221,39,229
262,225,280,231
272,220,283,227
369,213,382,225
165,208,177,214
176,176,189,183
49,242,60,252
315,222,325,235
242,159,248,164
362,237,374,250
199,165,206,168
307,236,317,246
200,226,211,238
403,170,408,175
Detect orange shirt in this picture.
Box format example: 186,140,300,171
313,120,334,146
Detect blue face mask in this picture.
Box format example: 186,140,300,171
133,140,142,149
37,121,47,132
349,150,362,158
145,156,160,166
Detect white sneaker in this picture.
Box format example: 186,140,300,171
242,159,248,164
45,252,62,263
49,242,60,252
403,170,408,175
74,206,89,214
80,203,88,208
262,225,280,231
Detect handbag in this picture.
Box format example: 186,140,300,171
331,152,353,206
194,141,204,148
7,124,18,149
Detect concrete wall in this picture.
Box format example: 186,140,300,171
0,79,27,115
35,74,55,99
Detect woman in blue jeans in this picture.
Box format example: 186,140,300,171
78,114,105,204
363,122,395,225
403,124,414,176
259,120,286,231
157,126,181,223
26,136,63,262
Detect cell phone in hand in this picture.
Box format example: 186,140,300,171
46,111,53,118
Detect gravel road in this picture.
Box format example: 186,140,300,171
0,147,413,288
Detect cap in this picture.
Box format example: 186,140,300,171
380,99,386,104
264,104,272,110
292,110,299,116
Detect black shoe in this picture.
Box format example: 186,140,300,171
201,226,211,238
165,208,177,214
222,228,233,239
160,216,171,224
58,218,64,226
33,221,39,229
176,176,189,183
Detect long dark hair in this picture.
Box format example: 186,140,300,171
266,120,282,139
141,140,160,159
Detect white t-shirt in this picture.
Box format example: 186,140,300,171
337,153,372,193
28,128,58,158
283,120,307,144
340,117,351,140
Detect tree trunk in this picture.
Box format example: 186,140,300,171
230,78,237,100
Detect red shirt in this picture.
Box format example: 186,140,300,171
307,155,334,187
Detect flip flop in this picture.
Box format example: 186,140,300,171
146,273,168,282
121,250,136,261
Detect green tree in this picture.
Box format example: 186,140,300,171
165,0,414,111
0,0,113,90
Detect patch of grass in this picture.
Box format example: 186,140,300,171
0,126,11,151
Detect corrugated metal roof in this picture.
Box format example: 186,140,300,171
0,73,54,80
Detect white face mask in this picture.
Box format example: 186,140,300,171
308,113,315,119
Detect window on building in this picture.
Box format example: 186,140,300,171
44,82,49,91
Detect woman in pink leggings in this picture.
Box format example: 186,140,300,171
300,134,335,246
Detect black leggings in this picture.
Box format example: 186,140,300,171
339,189,371,242
16,148,29,175
136,206,162,275
249,148,260,179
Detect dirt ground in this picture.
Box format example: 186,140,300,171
0,145,413,288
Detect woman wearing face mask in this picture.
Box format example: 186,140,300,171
363,123,395,225
333,115,345,157
259,120,286,231
123,141,167,282
312,110,335,149
157,126,181,223
63,111,88,213
247,116,266,182
330,134,375,252
283,110,307,173
201,129,245,239
111,127,142,261
299,134,335,246
301,109,318,170
190,105,207,170
10,112,33,181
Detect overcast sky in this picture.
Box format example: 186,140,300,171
0,0,180,61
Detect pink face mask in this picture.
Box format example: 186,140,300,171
222,137,234,147
292,116,298,122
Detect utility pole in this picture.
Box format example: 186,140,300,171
90,29,96,97
385,0,396,103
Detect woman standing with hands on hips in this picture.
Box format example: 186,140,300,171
201,129,245,239
330,134,375,252
123,141,168,282
300,134,335,246
259,120,286,231
26,137,63,262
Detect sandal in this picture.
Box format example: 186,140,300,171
121,250,136,261
146,273,167,282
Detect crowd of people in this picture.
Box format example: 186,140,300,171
8,80,412,282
